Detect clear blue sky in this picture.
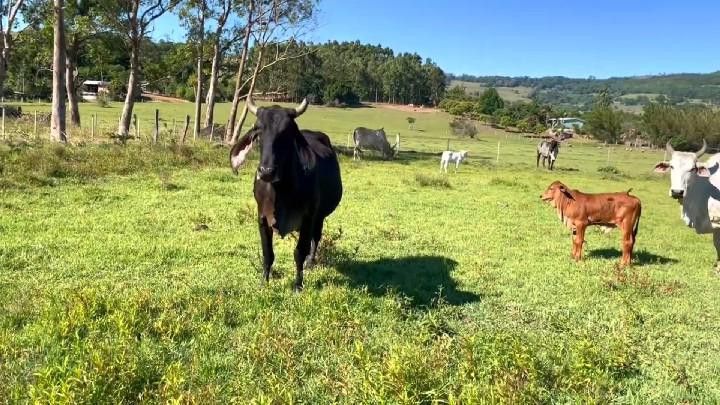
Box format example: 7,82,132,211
153,0,720,79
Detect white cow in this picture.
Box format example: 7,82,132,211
654,140,720,271
440,150,468,173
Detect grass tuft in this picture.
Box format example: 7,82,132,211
415,173,451,188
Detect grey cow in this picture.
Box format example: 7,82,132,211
352,127,399,160
654,140,720,272
537,138,560,170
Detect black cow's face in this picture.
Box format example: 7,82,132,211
230,98,309,182
254,107,301,182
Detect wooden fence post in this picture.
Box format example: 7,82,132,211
91,114,96,140
496,142,500,164
180,114,191,143
172,118,176,137
2,107,5,140
34,110,38,138
153,109,159,144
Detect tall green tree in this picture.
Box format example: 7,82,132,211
98,0,177,137
479,87,504,114
587,92,622,143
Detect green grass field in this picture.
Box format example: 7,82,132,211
1,101,719,403
448,81,534,103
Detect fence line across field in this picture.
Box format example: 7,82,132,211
4,108,720,169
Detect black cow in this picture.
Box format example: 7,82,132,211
230,97,343,291
352,127,399,160
536,138,560,170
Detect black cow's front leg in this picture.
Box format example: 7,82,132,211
258,216,274,284
293,219,313,292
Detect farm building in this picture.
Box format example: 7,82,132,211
81,80,110,101
548,117,585,130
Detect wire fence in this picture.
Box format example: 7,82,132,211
3,104,717,170
0,106,235,145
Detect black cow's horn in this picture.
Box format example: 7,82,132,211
696,139,707,158
666,141,674,154
247,95,258,115
295,98,308,116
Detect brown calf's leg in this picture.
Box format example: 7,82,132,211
573,224,587,261
620,224,634,267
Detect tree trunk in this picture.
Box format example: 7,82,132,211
231,48,263,144
204,41,221,128
66,37,80,127
118,45,139,136
0,58,7,97
50,0,67,142
193,1,205,141
0,0,24,95
225,0,254,143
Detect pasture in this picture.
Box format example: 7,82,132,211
447,81,533,103
1,102,719,403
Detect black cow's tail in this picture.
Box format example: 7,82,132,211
633,203,641,240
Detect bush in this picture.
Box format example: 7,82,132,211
324,82,359,106
449,118,477,138
96,93,111,108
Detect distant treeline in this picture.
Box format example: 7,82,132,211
253,41,446,106
448,72,720,108
6,35,446,107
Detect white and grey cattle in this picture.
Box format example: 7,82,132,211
654,140,720,271
537,138,560,170
352,127,399,160
440,150,468,173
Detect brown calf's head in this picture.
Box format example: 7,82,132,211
541,180,574,202
230,97,311,182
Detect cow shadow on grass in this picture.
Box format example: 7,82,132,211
587,248,678,266
331,254,480,308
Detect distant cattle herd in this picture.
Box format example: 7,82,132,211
230,98,720,290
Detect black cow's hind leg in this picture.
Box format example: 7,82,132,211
294,219,313,292
305,218,325,269
258,217,274,284
536,153,540,168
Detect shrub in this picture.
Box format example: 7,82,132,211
449,118,477,138
415,173,451,188
324,82,359,106
96,92,111,108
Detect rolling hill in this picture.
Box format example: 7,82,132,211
448,71,720,110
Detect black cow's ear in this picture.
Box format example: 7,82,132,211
230,129,258,174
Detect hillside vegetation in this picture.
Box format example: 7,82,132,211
448,72,720,109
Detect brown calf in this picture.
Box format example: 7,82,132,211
541,181,642,266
